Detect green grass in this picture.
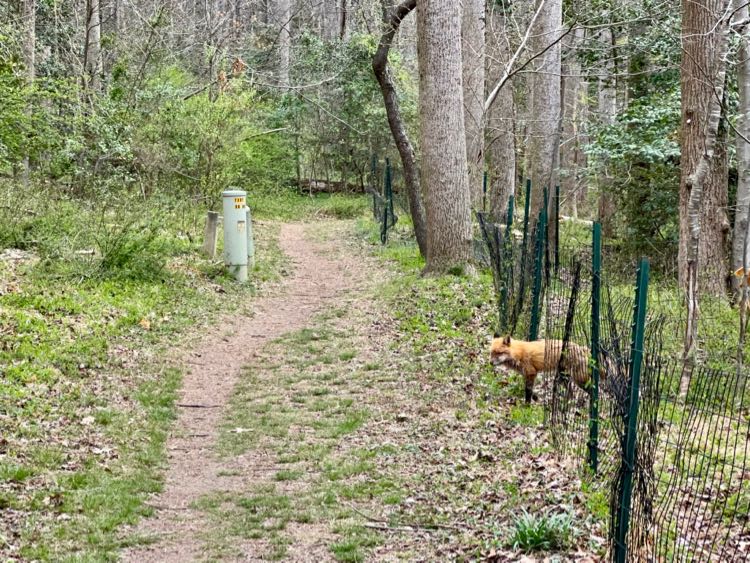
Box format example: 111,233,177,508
250,190,369,221
0,187,326,560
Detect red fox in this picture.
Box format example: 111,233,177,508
490,335,607,403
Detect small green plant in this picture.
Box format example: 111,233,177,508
508,510,573,553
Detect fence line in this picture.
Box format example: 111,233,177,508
478,179,750,561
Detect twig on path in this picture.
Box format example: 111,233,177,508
364,522,433,533
176,403,221,408
348,504,466,533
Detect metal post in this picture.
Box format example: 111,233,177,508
506,194,515,228
483,171,488,212
528,207,546,341
222,189,249,282
497,195,515,333
554,185,560,274
245,206,255,270
588,222,602,473
614,258,650,563
371,155,378,219
543,187,551,286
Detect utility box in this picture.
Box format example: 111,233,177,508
245,206,255,270
222,189,249,282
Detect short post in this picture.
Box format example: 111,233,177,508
222,189,249,282
528,207,546,341
202,211,220,259
588,222,602,473
614,258,650,563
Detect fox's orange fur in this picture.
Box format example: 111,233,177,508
490,335,597,403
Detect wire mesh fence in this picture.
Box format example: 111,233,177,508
478,179,750,561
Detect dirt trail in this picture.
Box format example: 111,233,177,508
122,223,363,562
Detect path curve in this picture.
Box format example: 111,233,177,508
122,223,360,562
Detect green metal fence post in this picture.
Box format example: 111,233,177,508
528,207,546,341
498,195,515,332
588,222,602,473
506,194,515,228
483,171,488,213
521,179,531,260
554,185,560,274
381,159,393,245
614,258,650,563
543,187,551,286
371,155,378,219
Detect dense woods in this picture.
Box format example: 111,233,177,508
3,0,750,560
3,0,748,285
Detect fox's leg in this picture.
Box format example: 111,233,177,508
523,368,538,404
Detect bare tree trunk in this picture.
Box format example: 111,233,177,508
527,0,562,217
560,27,587,221
21,0,35,185
84,0,103,91
418,0,473,274
597,26,617,236
733,5,750,297
339,0,347,40
462,0,485,209
485,1,515,221
679,0,732,394
372,0,427,257
274,0,292,89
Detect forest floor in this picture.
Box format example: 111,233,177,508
117,219,606,562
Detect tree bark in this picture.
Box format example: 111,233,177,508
679,0,732,394
527,0,562,217
84,0,103,91
560,27,587,221
21,0,35,185
417,0,473,273
597,26,617,236
372,0,428,257
485,1,515,221
733,4,750,297
274,0,292,89
462,0,485,209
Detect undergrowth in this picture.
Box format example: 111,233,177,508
0,185,351,560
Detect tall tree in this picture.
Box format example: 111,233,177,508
560,26,587,219
485,1,515,221
734,4,750,296
417,0,473,273
84,0,103,91
679,0,732,392
596,26,617,235
274,0,292,89
372,0,427,257
527,0,562,217
21,0,35,185
462,0,485,209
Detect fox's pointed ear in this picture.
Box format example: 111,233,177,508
493,331,500,338
503,335,511,345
